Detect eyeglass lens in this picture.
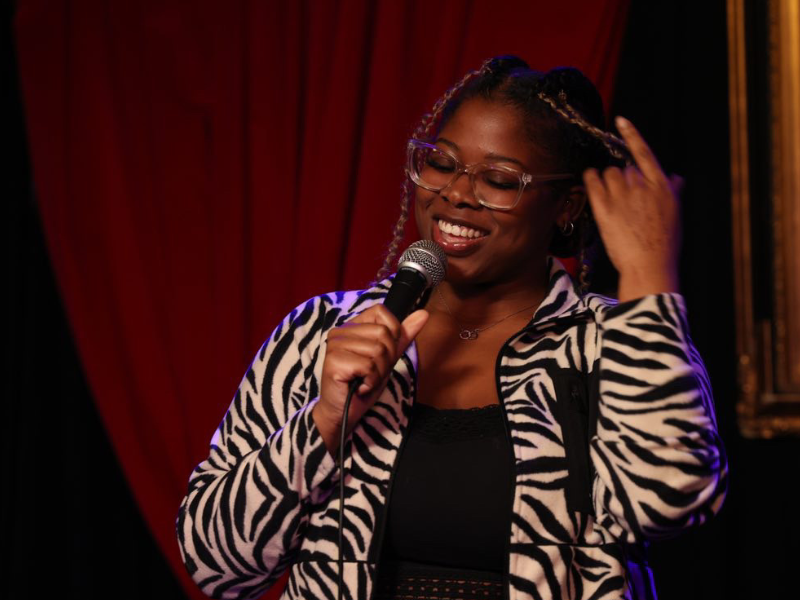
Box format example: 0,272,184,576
411,145,522,209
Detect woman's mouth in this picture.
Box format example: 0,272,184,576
432,218,489,255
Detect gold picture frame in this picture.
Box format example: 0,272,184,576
729,0,800,437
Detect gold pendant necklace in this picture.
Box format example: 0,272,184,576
436,288,538,341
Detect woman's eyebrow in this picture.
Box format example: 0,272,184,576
485,152,526,168
436,137,459,151
436,137,527,169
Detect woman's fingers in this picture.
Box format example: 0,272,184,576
582,168,610,215
328,323,396,358
337,310,429,394
316,305,430,453
625,164,645,188
601,166,627,201
581,118,681,300
615,116,666,185
350,304,402,337
325,347,389,395
328,326,398,394
342,305,428,361
324,305,428,395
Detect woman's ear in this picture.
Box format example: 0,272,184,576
557,185,588,229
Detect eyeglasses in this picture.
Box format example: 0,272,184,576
406,139,575,211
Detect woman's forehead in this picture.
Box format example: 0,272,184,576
438,98,552,168
441,98,524,134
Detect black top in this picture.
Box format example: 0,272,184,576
375,401,514,599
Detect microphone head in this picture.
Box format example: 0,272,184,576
397,240,447,288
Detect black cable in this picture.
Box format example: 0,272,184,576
337,379,359,600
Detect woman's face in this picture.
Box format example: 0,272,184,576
414,98,571,287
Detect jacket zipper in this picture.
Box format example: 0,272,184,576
368,366,418,600
495,331,523,600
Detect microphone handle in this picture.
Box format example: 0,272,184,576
383,268,428,322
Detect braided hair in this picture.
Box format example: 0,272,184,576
377,55,629,293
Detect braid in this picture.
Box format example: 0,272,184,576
374,179,413,281
413,57,494,141
536,90,632,164
374,58,496,282
531,70,627,295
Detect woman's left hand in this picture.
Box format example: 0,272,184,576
582,116,682,302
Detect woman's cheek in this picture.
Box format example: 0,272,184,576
413,194,436,236
414,189,435,210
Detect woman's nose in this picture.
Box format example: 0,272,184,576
440,171,480,208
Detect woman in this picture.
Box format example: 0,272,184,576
177,56,727,600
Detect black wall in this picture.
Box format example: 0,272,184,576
613,2,798,598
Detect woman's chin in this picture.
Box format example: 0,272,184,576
442,261,495,288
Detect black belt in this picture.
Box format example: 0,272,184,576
374,560,504,600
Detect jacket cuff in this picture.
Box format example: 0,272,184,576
600,292,686,330
597,293,692,362
263,397,337,499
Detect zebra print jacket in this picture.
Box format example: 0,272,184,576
177,259,727,600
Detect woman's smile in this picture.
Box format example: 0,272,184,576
431,216,489,256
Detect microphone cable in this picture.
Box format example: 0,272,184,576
334,240,446,600
337,380,358,600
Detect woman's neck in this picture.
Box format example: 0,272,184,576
432,265,551,326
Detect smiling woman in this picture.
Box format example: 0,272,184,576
415,98,576,286
177,56,727,600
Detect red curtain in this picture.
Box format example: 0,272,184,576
14,1,629,598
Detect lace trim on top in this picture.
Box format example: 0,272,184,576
411,403,504,443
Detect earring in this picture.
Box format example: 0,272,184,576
561,220,575,236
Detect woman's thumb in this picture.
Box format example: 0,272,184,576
396,310,430,357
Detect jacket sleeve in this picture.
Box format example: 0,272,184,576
590,293,727,542
176,296,338,599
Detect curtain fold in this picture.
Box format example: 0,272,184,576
14,1,629,598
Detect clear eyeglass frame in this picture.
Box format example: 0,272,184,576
406,139,575,211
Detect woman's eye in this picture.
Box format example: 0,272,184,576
483,172,519,190
425,155,455,172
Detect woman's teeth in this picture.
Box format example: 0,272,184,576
437,219,486,239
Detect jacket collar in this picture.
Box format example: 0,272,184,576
365,257,593,329
526,257,594,330
363,257,594,373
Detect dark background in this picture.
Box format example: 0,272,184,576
4,1,796,598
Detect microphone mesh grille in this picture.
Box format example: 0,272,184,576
397,240,447,287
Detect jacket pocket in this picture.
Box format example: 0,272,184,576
551,369,597,515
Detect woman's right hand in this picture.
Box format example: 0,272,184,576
312,305,429,454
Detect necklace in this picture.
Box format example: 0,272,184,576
436,288,539,341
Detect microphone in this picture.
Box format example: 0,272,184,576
383,240,448,321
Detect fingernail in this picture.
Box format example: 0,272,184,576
615,116,631,130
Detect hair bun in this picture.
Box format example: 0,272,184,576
485,55,529,76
